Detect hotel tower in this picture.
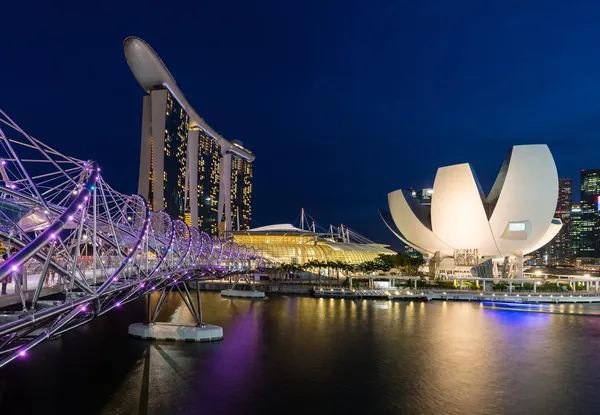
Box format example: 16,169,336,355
124,37,254,235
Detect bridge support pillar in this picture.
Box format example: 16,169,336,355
221,272,265,299
130,281,224,342
129,322,223,342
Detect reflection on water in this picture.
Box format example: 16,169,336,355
2,293,600,414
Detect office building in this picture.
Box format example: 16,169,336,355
579,169,600,259
572,203,582,257
532,178,573,266
124,37,254,235
409,188,433,206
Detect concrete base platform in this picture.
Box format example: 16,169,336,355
221,289,265,299
128,323,223,342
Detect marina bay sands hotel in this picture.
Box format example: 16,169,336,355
124,37,254,235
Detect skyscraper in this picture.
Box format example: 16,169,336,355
530,178,573,266
579,169,600,260
125,37,254,235
549,178,573,265
572,203,582,257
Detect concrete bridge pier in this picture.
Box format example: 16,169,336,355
221,272,265,299
129,280,223,342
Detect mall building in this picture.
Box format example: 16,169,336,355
231,224,395,265
124,37,253,235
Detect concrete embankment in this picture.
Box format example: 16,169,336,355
313,288,600,303
193,281,326,295
190,283,600,305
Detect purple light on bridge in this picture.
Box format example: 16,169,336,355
1,160,5,166
9,184,16,189
11,265,17,271
115,302,121,308
81,305,87,312
19,351,26,357
113,277,118,282
50,233,56,239
151,286,156,290
68,215,74,221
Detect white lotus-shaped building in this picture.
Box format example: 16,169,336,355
381,145,562,262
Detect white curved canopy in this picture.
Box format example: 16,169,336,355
488,145,558,255
431,163,501,257
388,189,453,256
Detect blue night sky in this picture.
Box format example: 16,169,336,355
2,0,600,248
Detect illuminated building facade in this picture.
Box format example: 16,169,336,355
196,129,221,234
231,224,394,265
579,169,600,259
572,203,582,257
230,149,252,231
532,178,573,266
125,37,254,235
410,188,433,206
136,87,189,218
163,90,189,219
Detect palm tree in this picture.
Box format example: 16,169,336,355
303,260,319,281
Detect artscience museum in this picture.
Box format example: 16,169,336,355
380,145,562,279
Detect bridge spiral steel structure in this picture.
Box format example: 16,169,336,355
0,110,264,367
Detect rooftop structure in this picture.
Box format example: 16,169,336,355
231,221,395,265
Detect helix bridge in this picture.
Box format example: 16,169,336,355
0,110,264,368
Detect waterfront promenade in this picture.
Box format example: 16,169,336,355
195,279,600,304
313,287,600,303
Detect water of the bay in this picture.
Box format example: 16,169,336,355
2,292,600,415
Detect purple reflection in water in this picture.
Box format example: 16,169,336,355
199,304,261,411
